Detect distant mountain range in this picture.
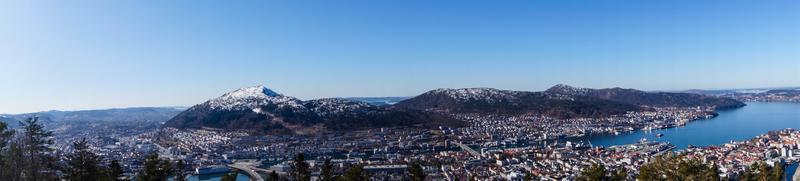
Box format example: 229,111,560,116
342,97,409,106
544,84,746,109
163,85,462,135
680,87,800,102
164,84,744,135
394,87,645,118
0,107,186,128
679,87,800,96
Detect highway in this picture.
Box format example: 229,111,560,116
229,164,265,181
453,141,481,158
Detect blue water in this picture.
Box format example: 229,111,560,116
188,172,250,181
572,102,800,149
786,163,797,181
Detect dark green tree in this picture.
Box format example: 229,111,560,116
64,138,109,181
320,159,336,181
339,164,369,181
221,170,238,181
706,163,720,181
20,116,58,181
755,161,770,181
637,153,720,181
739,162,759,181
268,170,281,181
0,121,15,179
611,167,628,181
577,162,608,181
4,141,24,181
523,170,535,181
676,158,706,180
407,163,426,181
770,161,785,181
136,153,174,181
291,153,311,181
108,160,125,181
175,160,188,181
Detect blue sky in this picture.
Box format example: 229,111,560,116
1,0,799,113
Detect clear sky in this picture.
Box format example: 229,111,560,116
1,0,799,114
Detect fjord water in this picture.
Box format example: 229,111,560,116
576,102,800,149
189,172,249,181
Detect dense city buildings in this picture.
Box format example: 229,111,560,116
44,105,793,180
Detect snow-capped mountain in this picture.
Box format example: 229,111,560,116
545,84,591,96
165,84,746,134
207,85,302,111
165,85,463,135
544,85,745,109
304,98,373,116
428,88,516,103
394,87,644,118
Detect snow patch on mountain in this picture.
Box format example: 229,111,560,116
735,89,769,94
207,85,303,110
430,88,515,102
306,98,373,116
546,84,591,96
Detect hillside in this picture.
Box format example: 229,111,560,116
164,85,463,135
0,107,185,128
393,88,646,118
545,84,746,109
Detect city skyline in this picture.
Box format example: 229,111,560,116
2,0,799,113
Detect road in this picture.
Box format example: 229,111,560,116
229,164,265,181
453,141,481,157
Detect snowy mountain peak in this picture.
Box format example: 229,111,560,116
207,84,301,110
221,84,281,98
545,84,591,95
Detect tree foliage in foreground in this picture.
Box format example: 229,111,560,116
221,170,238,181
577,162,628,181
637,153,719,181
64,138,111,181
320,159,337,181
292,153,311,181
0,117,60,181
408,163,426,181
136,153,174,181
739,161,785,181
339,164,369,181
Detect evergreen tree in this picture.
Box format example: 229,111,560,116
175,160,188,181
676,158,706,180
756,161,770,181
523,170,535,181
611,167,628,181
0,121,15,179
739,162,759,181
136,153,174,181
638,153,720,181
339,164,369,181
407,163,426,181
577,162,608,181
108,160,125,181
770,161,785,181
220,170,238,181
20,116,58,181
268,170,281,181
5,141,25,181
64,138,108,181
706,163,721,181
291,153,311,181
320,159,335,181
